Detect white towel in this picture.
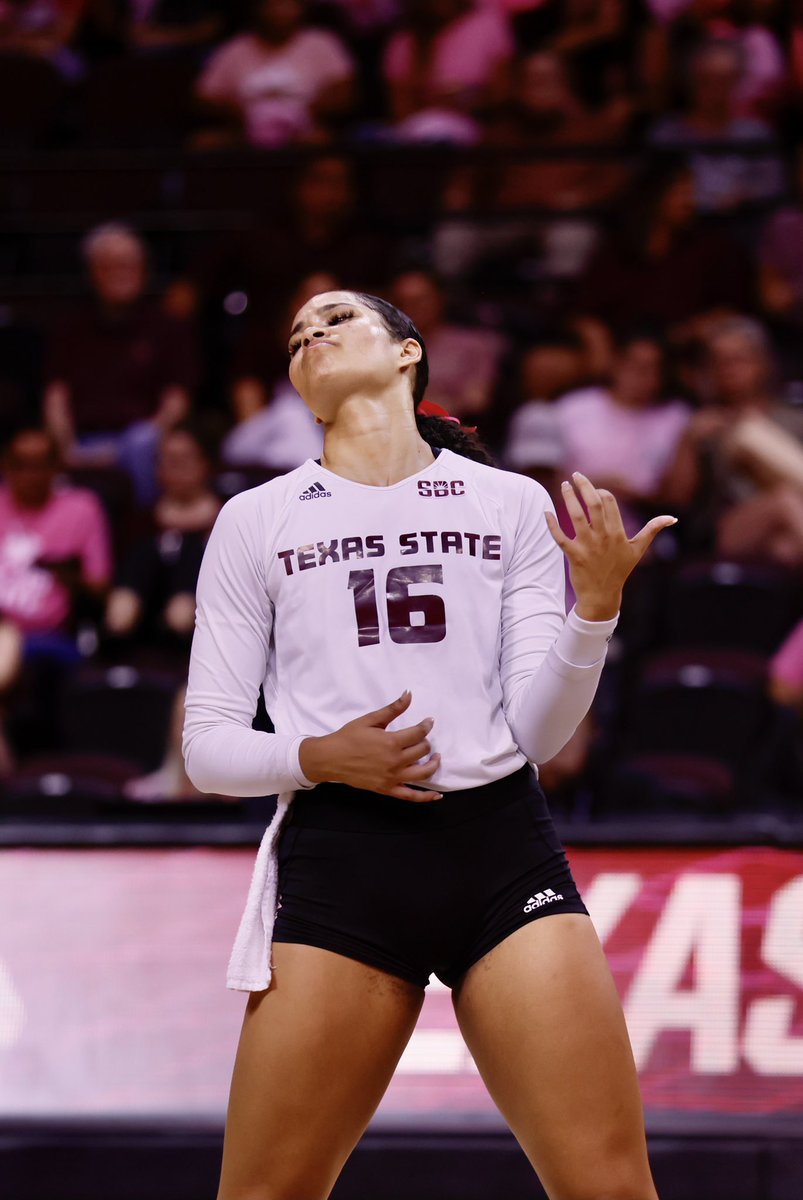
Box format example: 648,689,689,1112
227,793,293,991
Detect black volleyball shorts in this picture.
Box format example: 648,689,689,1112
272,763,588,990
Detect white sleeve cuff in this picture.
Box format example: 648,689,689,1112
287,734,316,790
553,604,619,669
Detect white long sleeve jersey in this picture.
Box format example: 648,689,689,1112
183,448,618,797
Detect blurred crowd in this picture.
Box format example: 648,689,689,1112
0,0,802,816
0,1,802,150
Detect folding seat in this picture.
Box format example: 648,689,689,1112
0,751,140,817
659,558,801,656
59,664,180,771
601,648,777,817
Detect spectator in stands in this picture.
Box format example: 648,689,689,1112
481,47,630,208
575,158,754,336
649,38,784,211
222,272,333,470
382,0,514,142
510,0,655,116
547,332,689,536
759,143,803,331
0,421,111,774
387,269,507,420
435,48,628,281
194,0,356,147
650,0,787,120
0,0,86,78
105,423,220,645
43,222,199,505
0,428,111,641
104,422,223,804
175,155,383,326
664,316,803,564
0,427,111,759
503,335,587,492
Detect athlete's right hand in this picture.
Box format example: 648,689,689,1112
297,690,443,803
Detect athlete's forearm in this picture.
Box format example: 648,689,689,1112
182,717,312,797
504,605,618,766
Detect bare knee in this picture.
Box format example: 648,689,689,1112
560,1159,658,1200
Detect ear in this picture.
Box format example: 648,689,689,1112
399,338,423,368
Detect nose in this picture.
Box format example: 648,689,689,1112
302,327,327,347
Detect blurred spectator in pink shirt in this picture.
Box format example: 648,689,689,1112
43,222,199,505
194,0,356,147
510,332,690,535
0,428,111,641
388,269,508,420
383,0,514,142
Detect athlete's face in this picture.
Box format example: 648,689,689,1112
287,291,421,421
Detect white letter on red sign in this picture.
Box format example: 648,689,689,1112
743,875,803,1075
625,874,740,1074
584,873,642,944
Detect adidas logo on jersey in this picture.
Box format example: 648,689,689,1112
523,888,563,913
299,481,332,501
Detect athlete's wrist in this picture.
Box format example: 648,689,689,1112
298,735,332,784
573,590,622,622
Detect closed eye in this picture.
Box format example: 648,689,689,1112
288,309,354,357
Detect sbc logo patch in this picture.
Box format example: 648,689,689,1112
417,480,465,497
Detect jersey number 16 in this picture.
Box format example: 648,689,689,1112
347,565,446,646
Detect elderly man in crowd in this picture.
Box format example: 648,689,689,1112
43,222,199,504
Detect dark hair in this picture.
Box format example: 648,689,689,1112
353,292,495,466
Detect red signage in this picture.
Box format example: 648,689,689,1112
0,846,801,1117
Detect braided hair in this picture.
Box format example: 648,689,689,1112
353,292,495,467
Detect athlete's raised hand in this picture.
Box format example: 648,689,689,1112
545,471,678,621
298,689,443,803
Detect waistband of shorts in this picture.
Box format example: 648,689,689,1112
289,764,538,833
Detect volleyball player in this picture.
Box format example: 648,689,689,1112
183,291,673,1200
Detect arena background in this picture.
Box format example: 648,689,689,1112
1,1,802,1197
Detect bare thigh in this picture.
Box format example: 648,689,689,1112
452,914,658,1200
217,942,425,1200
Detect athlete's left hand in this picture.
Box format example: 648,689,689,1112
544,471,678,621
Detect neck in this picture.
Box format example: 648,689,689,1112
611,390,647,409
320,390,435,486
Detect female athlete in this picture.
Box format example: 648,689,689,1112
183,290,673,1200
